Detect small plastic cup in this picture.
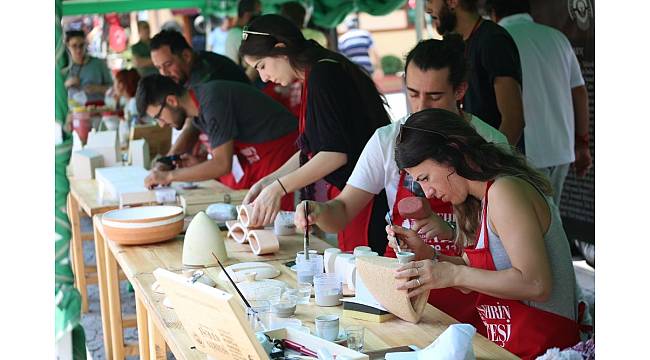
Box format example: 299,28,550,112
345,325,365,352
296,282,312,304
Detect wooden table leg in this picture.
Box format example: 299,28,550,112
135,295,150,360
93,215,113,359
68,193,89,313
104,228,125,360
148,312,167,360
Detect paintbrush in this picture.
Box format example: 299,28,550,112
303,201,310,261
212,253,266,330
387,211,402,253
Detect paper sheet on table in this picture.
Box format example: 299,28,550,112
385,324,476,360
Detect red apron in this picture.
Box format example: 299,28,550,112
464,180,580,359
298,65,375,252
189,90,297,210
389,171,479,324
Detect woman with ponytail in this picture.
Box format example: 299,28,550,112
239,14,390,252
388,108,587,359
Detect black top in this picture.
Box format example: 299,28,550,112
464,20,522,130
303,60,390,189
192,80,297,148
187,51,250,88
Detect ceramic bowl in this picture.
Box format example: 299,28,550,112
102,205,184,245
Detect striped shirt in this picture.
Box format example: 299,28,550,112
338,29,374,74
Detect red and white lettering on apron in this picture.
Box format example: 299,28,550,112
464,180,581,359
298,64,375,252
387,171,479,324
189,90,297,210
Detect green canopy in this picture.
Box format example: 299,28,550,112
62,0,407,28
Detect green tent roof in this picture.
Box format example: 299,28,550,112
62,0,407,28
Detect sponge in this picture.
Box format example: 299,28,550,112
397,196,433,219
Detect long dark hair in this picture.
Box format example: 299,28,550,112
394,108,552,248
240,14,390,200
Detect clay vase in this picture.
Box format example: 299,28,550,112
248,229,280,255
397,196,433,220
226,220,248,244
182,211,228,267
356,256,429,323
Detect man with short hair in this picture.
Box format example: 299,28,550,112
294,36,507,324
150,29,249,88
136,75,298,209
424,0,524,146
485,0,592,206
64,30,113,105
130,21,157,76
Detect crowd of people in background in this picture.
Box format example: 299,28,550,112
62,0,594,358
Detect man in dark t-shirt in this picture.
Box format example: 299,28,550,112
425,0,524,147
150,29,249,88
136,75,298,198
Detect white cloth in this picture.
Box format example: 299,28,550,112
385,324,476,360
498,14,585,168
347,114,507,213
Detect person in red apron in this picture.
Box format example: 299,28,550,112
391,108,584,359
136,74,297,210
238,14,391,247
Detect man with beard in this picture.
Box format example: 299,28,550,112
150,29,249,87
136,74,298,208
425,0,524,147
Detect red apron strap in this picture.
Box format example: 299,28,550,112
298,69,310,135
188,89,200,110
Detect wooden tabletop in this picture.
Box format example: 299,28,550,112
98,222,518,360
69,178,239,216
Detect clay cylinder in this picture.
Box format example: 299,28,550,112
228,221,248,244
248,229,280,255
397,196,433,219
237,204,263,228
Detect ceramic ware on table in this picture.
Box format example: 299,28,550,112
344,258,357,291
334,253,354,285
324,248,342,273
183,211,228,267
226,220,248,244
396,251,416,265
237,204,262,228
101,205,184,245
353,246,371,256
248,229,280,255
315,314,340,341
217,262,280,283
274,211,296,236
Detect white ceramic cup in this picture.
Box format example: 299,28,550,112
324,248,341,274
345,259,357,291
315,314,340,341
396,251,416,264
334,254,354,284
353,246,372,256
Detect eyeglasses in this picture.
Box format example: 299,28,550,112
242,27,271,41
153,101,167,120
396,124,448,144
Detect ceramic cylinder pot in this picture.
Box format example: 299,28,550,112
248,229,280,255
345,258,357,291
238,204,263,228
353,246,372,256
227,221,248,244
324,248,341,274
334,253,354,285
274,211,296,236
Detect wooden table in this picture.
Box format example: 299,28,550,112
95,219,519,360
67,178,242,359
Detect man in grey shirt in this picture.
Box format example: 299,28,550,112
136,74,298,192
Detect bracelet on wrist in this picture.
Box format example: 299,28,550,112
276,178,288,195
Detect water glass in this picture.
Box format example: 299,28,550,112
345,325,365,352
248,300,271,331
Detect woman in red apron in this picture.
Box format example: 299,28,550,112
390,108,583,359
238,14,390,250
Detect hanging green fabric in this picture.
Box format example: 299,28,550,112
55,0,87,358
